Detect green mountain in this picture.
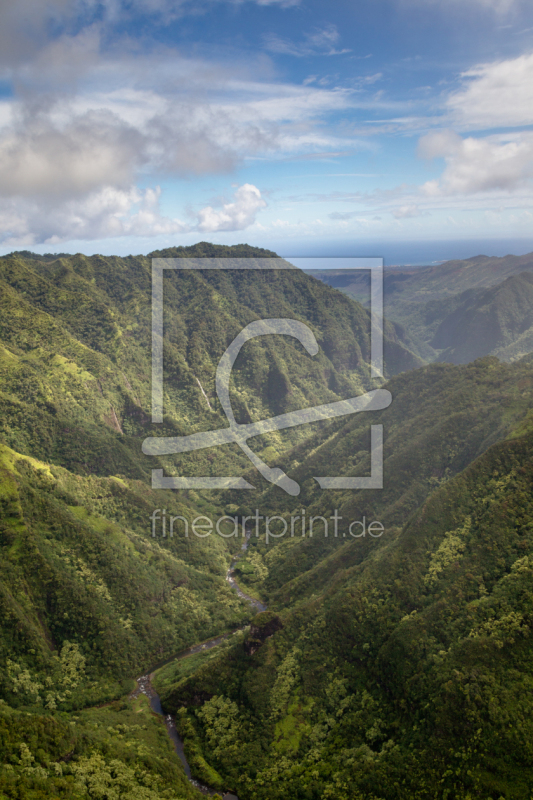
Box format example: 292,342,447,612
1,244,532,800
308,251,533,364
0,244,422,798
159,356,533,800
432,271,533,364
0,247,419,482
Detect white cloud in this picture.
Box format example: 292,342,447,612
0,182,271,245
417,129,462,160
419,129,533,194
447,53,533,129
0,45,356,197
0,0,375,247
399,0,524,12
354,52,533,138
0,30,359,243
0,110,145,198
264,24,351,57
0,185,190,246
392,204,423,218
197,184,267,231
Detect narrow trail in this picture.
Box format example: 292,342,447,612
131,530,266,799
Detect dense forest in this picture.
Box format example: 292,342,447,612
0,245,532,799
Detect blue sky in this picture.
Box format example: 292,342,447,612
0,0,533,259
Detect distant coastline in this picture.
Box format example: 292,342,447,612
279,237,533,268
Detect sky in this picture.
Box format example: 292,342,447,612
1,0,533,260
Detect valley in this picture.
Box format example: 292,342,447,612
0,245,532,800
308,251,533,363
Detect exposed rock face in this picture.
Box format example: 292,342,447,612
244,612,283,655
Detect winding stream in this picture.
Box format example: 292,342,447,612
131,532,265,799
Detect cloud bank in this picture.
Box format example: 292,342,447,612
0,183,267,246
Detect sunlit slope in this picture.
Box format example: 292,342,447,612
0,246,420,486
0,441,247,708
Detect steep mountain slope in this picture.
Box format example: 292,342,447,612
0,247,420,487
219,357,533,627
0,441,247,696
0,243,423,799
308,251,533,363
432,271,533,364
160,368,533,799
234,355,533,535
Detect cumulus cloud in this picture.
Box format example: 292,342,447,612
0,183,268,245
0,185,189,246
418,129,533,194
0,31,353,242
0,88,260,200
447,53,533,130
0,55,353,186
0,75,348,239
197,184,267,231
0,110,145,198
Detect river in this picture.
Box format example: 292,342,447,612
131,532,265,799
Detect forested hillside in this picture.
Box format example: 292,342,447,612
160,357,533,800
432,271,533,364
0,244,420,798
0,247,419,480
0,245,532,800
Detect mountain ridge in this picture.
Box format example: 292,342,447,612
1,243,532,800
